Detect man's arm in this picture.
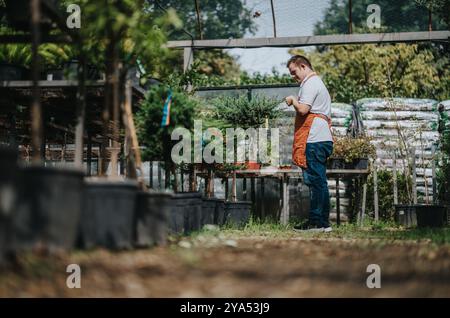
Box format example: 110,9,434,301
285,96,311,116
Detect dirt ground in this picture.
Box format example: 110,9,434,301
1,232,449,297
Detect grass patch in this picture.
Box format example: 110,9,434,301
192,218,450,245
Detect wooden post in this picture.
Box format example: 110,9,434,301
158,161,162,189
428,8,432,32
189,164,197,192
194,0,203,40
231,171,237,202
373,161,379,221
87,133,92,176
261,177,265,219
243,177,247,200
393,152,398,205
361,182,367,226
336,177,340,226
348,0,353,34
281,174,289,225
411,147,417,204
149,161,153,188
432,145,437,204
225,177,229,201
74,56,86,168
110,51,121,177
31,0,42,163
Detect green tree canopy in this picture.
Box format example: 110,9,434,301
314,0,448,35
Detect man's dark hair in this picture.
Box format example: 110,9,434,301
286,55,313,70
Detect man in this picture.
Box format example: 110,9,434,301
285,55,333,232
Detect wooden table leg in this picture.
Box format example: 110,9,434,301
336,177,340,226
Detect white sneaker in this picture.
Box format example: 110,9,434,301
323,226,332,233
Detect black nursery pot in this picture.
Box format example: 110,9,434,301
13,165,84,252
170,192,202,235
0,146,19,264
0,63,28,81
395,204,447,228
224,201,252,228
134,190,173,247
79,178,138,250
327,158,368,170
201,198,220,227
394,205,417,227
214,199,226,226
415,205,447,228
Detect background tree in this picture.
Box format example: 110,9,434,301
288,44,448,103
314,0,448,35
153,0,257,81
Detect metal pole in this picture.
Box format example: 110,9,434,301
270,0,277,38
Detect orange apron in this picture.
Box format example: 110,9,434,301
292,112,332,169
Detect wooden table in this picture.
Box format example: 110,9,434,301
192,166,370,226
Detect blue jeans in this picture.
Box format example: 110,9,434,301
302,141,333,227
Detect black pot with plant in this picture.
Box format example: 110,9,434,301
13,165,84,252
134,190,173,247
327,135,376,170
0,146,19,265
79,178,138,250
169,192,203,235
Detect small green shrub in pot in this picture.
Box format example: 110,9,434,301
328,135,376,169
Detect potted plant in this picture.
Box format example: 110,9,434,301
211,94,282,170
327,135,376,170
0,146,18,265
136,84,203,235
380,99,448,228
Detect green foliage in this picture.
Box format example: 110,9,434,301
135,85,202,162
302,44,449,103
155,0,256,40
314,0,448,35
331,135,376,162
437,108,450,203
0,27,73,69
210,94,283,129
366,169,413,220
64,0,180,78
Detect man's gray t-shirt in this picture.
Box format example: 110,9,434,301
297,75,333,143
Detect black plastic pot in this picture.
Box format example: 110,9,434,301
170,192,202,235
201,198,219,227
134,190,173,247
0,146,18,265
79,178,138,250
0,63,28,81
394,205,417,227
13,165,84,252
327,158,368,170
224,201,252,228
395,204,447,228
415,205,447,228
214,199,226,226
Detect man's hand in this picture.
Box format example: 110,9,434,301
285,95,296,106
285,95,311,116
